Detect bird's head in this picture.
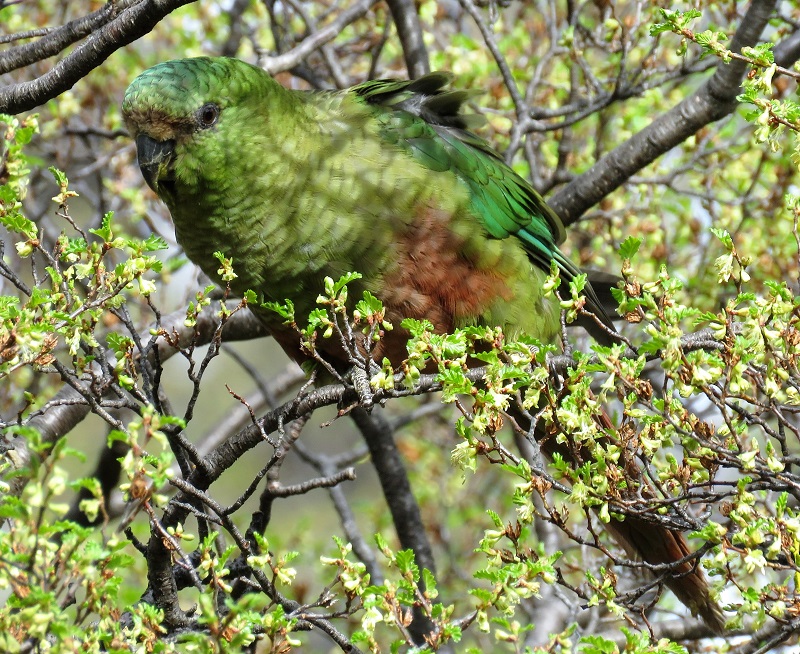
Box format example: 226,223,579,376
122,57,272,201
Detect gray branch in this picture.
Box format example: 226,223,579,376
0,0,197,114
385,0,430,78
548,0,783,226
260,0,378,75
2,305,266,499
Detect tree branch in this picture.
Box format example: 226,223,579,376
350,407,437,645
0,0,197,114
0,1,134,74
22,305,266,445
596,617,736,646
260,0,378,75
385,0,430,78
293,440,384,583
548,0,783,227
1,305,267,502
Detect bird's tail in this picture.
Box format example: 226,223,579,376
602,509,726,634
556,264,623,347
511,404,725,634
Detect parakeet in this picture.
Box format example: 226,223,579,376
123,57,724,632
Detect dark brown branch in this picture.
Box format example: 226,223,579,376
264,467,357,497
458,0,524,111
144,518,193,628
0,27,54,46
219,0,251,57
260,0,378,75
385,0,429,78
22,305,266,447
293,440,384,583
163,477,364,651
595,614,722,644
0,1,131,74
349,407,437,646
774,28,800,73
0,0,197,114
729,618,799,654
153,367,476,535
64,437,128,527
548,0,783,227
0,305,267,503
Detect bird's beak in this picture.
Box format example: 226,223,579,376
135,134,176,194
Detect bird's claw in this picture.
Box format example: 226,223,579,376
544,351,567,390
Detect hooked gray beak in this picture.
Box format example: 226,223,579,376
135,134,175,193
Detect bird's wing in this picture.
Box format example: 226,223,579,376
352,74,615,332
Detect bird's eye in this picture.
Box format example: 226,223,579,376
197,103,220,128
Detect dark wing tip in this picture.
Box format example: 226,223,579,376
353,71,481,132
405,71,453,94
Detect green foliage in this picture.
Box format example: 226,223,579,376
267,256,800,647
655,5,800,163
264,273,393,380
0,118,165,388
649,9,702,37
342,535,463,651
4,1,800,652
0,429,154,652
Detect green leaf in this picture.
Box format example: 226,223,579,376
395,549,419,579
89,212,114,242
710,227,733,250
140,234,168,251
263,298,295,323
354,290,383,318
618,235,642,260
48,165,68,188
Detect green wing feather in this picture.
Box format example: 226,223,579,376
352,74,614,333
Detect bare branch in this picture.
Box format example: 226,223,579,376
265,467,357,498
294,439,383,583
164,476,365,651
260,0,379,75
458,0,525,113
219,0,251,57
0,0,197,114
2,305,267,500
385,0,429,78
349,407,438,646
0,1,134,73
24,304,264,439
548,0,783,226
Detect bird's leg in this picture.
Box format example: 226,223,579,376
545,349,567,394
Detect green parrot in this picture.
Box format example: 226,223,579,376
123,57,724,632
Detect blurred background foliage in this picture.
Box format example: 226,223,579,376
2,0,800,652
